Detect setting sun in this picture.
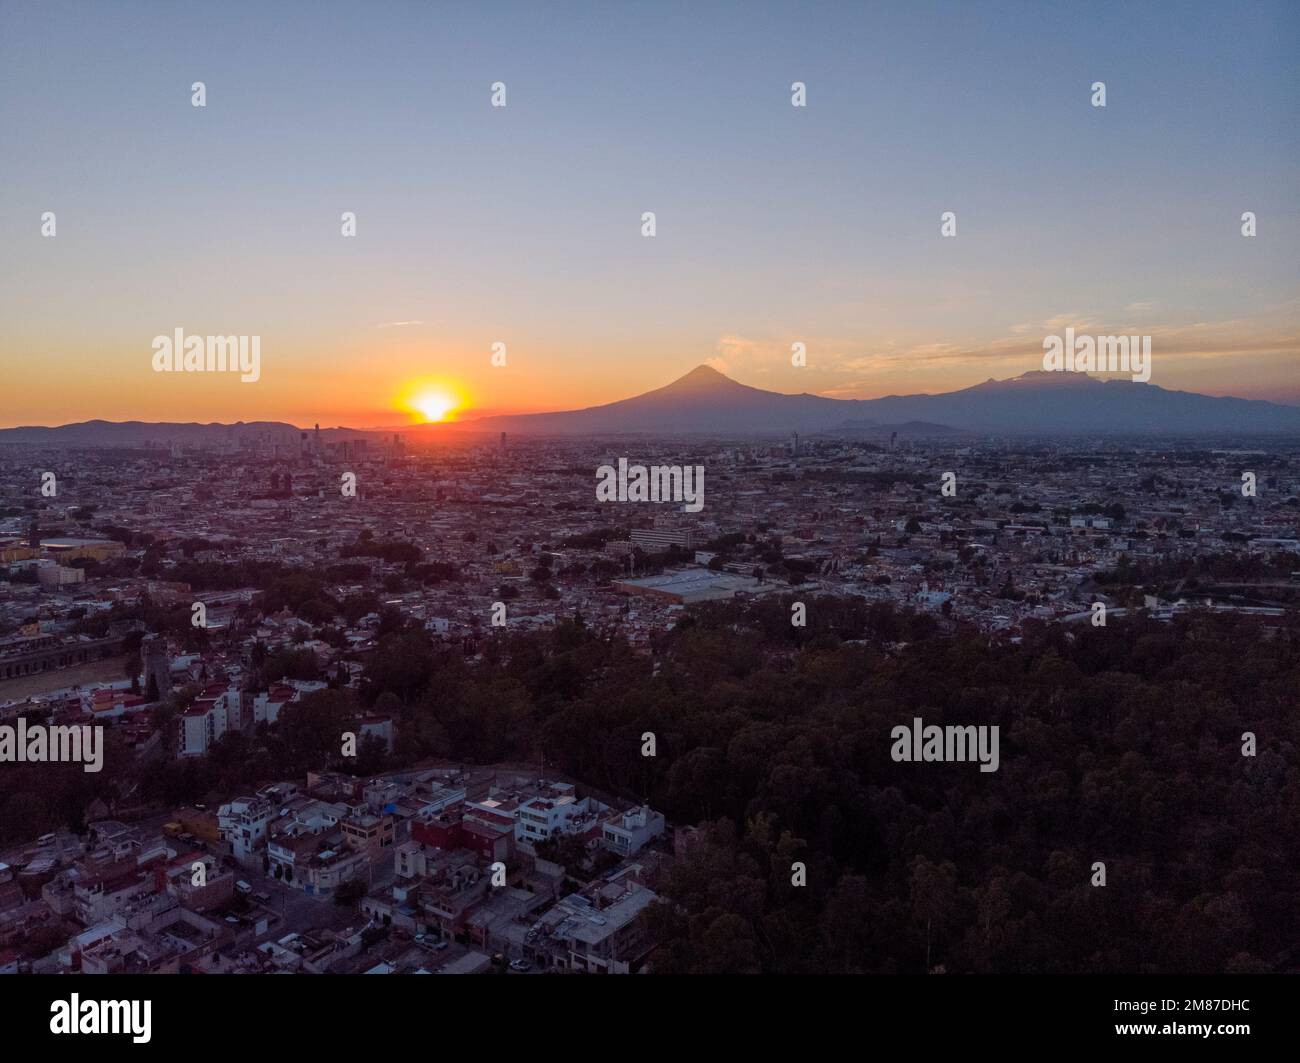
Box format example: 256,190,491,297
414,392,454,422
397,379,466,424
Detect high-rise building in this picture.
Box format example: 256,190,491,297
631,527,696,551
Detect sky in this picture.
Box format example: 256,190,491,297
1,0,1297,429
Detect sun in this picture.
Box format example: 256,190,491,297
397,377,467,423
413,391,455,423
397,378,465,423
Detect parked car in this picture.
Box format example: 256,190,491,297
509,959,532,972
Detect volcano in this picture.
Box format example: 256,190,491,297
462,365,1300,436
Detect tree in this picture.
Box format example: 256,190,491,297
334,876,367,906
535,832,590,875
909,857,957,972
274,689,356,772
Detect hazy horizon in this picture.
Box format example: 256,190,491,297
5,362,1300,439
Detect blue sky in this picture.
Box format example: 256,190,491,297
1,0,1297,426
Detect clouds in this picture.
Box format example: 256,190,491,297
706,334,787,375
1043,313,1097,331
704,312,1300,402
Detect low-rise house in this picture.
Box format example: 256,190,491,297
600,805,666,857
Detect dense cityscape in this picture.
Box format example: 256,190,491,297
1,428,1297,975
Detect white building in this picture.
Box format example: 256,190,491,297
511,783,602,847
218,796,275,866
177,686,239,757
600,806,665,857
252,684,295,726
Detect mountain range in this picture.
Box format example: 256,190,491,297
4,366,1300,444
0,420,383,447
461,365,1300,436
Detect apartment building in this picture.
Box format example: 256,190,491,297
493,781,604,848
340,812,396,855
535,878,658,974
177,684,240,757
217,796,275,866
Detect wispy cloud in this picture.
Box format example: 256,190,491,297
707,334,788,374
1043,312,1097,331
832,321,1300,374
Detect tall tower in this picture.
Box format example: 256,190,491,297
142,635,171,700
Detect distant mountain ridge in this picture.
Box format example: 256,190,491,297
4,366,1300,443
0,420,378,446
463,365,1300,436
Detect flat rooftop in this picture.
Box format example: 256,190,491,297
612,569,765,603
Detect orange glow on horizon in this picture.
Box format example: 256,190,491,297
397,378,467,423
414,392,454,422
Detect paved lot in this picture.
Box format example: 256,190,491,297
0,654,130,700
